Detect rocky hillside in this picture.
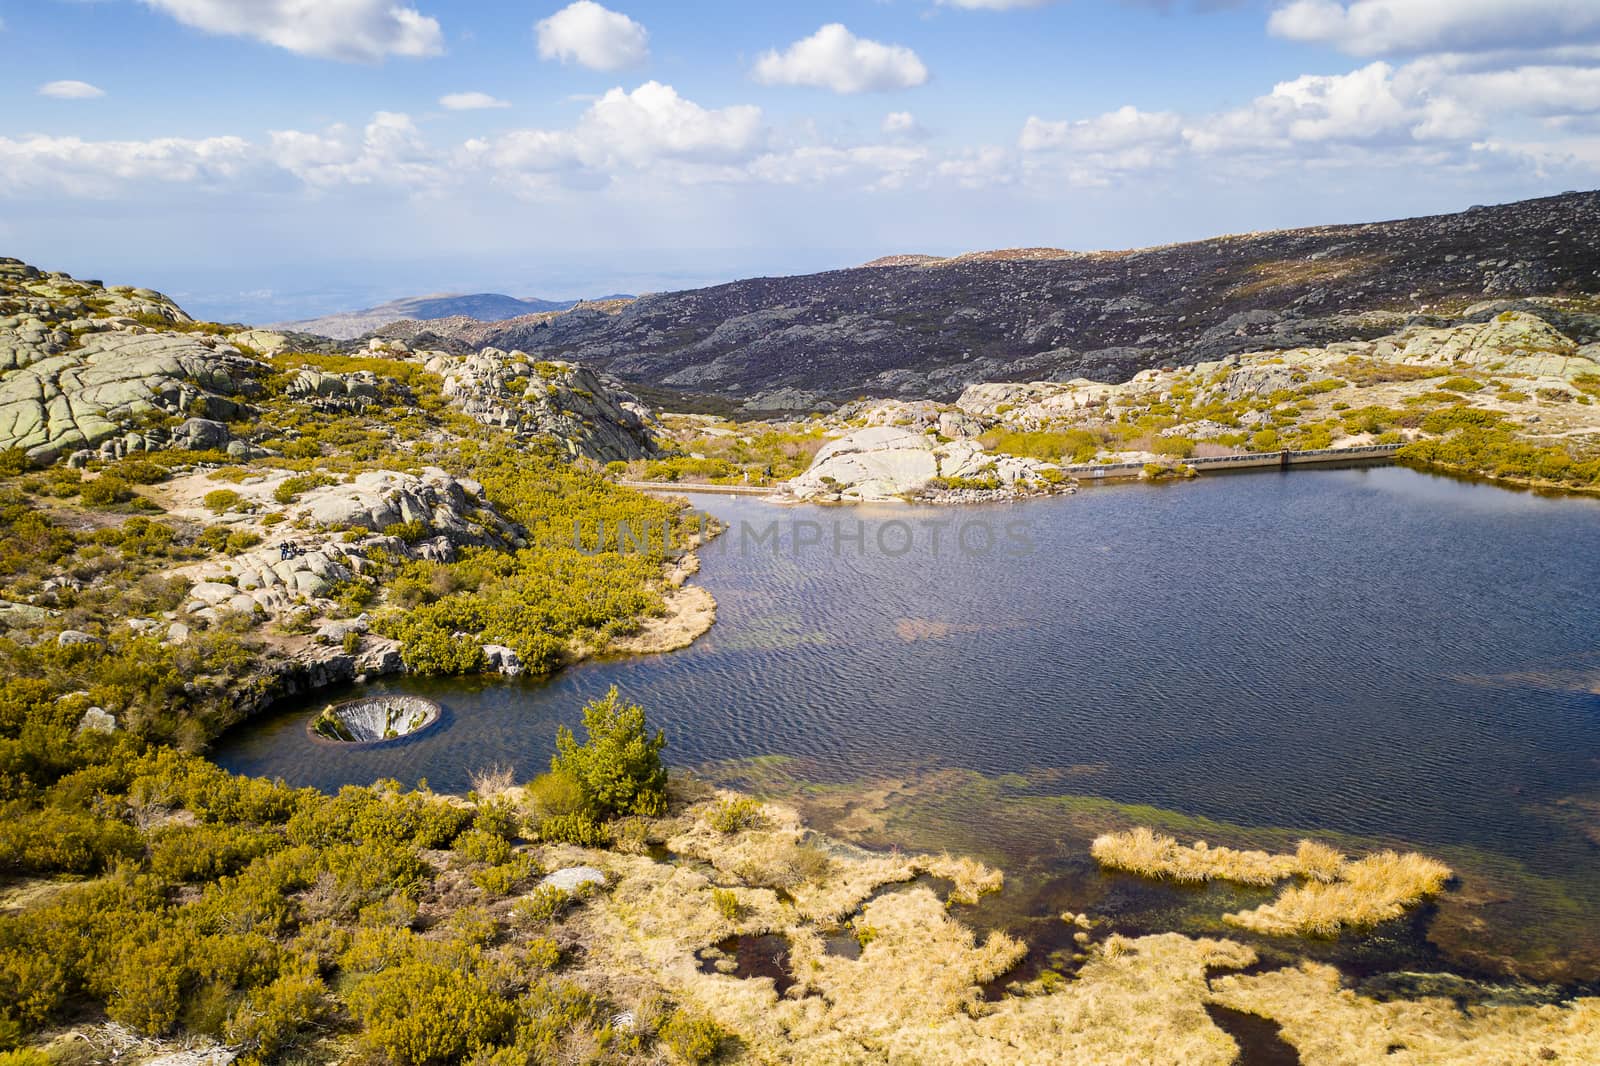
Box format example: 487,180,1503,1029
372,297,636,354
424,191,1600,412
0,259,656,468
276,292,583,341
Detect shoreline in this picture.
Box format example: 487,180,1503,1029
623,451,1600,506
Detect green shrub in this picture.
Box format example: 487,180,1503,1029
1152,435,1195,458
383,519,429,544
348,959,515,1066
707,797,765,834
454,828,513,867
0,1051,53,1066
1421,406,1505,434
1400,428,1600,488
537,812,610,848
105,934,186,1035
107,459,169,485
471,855,538,897
711,888,741,922
979,428,1102,464
642,457,738,483
223,963,326,1061
0,807,142,874
398,629,485,676
523,770,586,824
551,687,667,819
272,473,335,505
149,823,277,882
202,489,245,514
659,1009,729,1064
511,885,571,927
80,477,133,507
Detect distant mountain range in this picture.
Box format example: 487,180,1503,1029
275,292,629,340
393,191,1600,412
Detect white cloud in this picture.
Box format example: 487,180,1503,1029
1271,62,1415,141
1268,0,1600,57
753,24,929,94
0,134,252,197
476,82,765,191
749,145,929,191
1183,62,1442,151
142,0,443,62
1020,105,1182,151
936,146,1014,189
39,80,106,99
270,112,444,189
535,1,649,72
882,111,926,138
1405,61,1600,118
440,91,511,111
1018,106,1188,187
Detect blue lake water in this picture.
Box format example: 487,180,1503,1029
215,465,1600,973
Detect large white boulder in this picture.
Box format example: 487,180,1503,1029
791,426,1060,501
791,426,939,501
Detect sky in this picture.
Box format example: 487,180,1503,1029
3,0,1599,323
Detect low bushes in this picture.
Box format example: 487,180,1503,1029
1400,428,1600,488
707,796,766,834
980,428,1103,464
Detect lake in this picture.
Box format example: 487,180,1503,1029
215,465,1600,981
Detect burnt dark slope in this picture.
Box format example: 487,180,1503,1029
440,191,1600,409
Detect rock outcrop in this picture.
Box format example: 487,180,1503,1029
1391,310,1600,380
295,468,491,537
165,467,508,622
953,310,1600,432
790,425,1062,502
0,259,265,464
423,349,658,462
0,330,257,464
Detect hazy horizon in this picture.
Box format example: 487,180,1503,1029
6,1,1600,322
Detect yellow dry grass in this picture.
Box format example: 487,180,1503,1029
1214,961,1600,1066
668,792,1005,923
1225,850,1454,937
1090,827,1301,886
537,798,1592,1065
581,841,1259,1064
1094,828,1451,938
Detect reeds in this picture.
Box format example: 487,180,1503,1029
1225,850,1453,937
1214,960,1600,1066
564,798,1594,1065
1089,827,1300,886
1092,827,1452,938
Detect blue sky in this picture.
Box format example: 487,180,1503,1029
3,1,1599,322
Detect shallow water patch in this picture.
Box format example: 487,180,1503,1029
1204,1004,1300,1066
697,934,796,996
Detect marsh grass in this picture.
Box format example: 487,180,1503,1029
1090,827,1300,886
1093,828,1452,938
1225,851,1453,937
1213,961,1600,1066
